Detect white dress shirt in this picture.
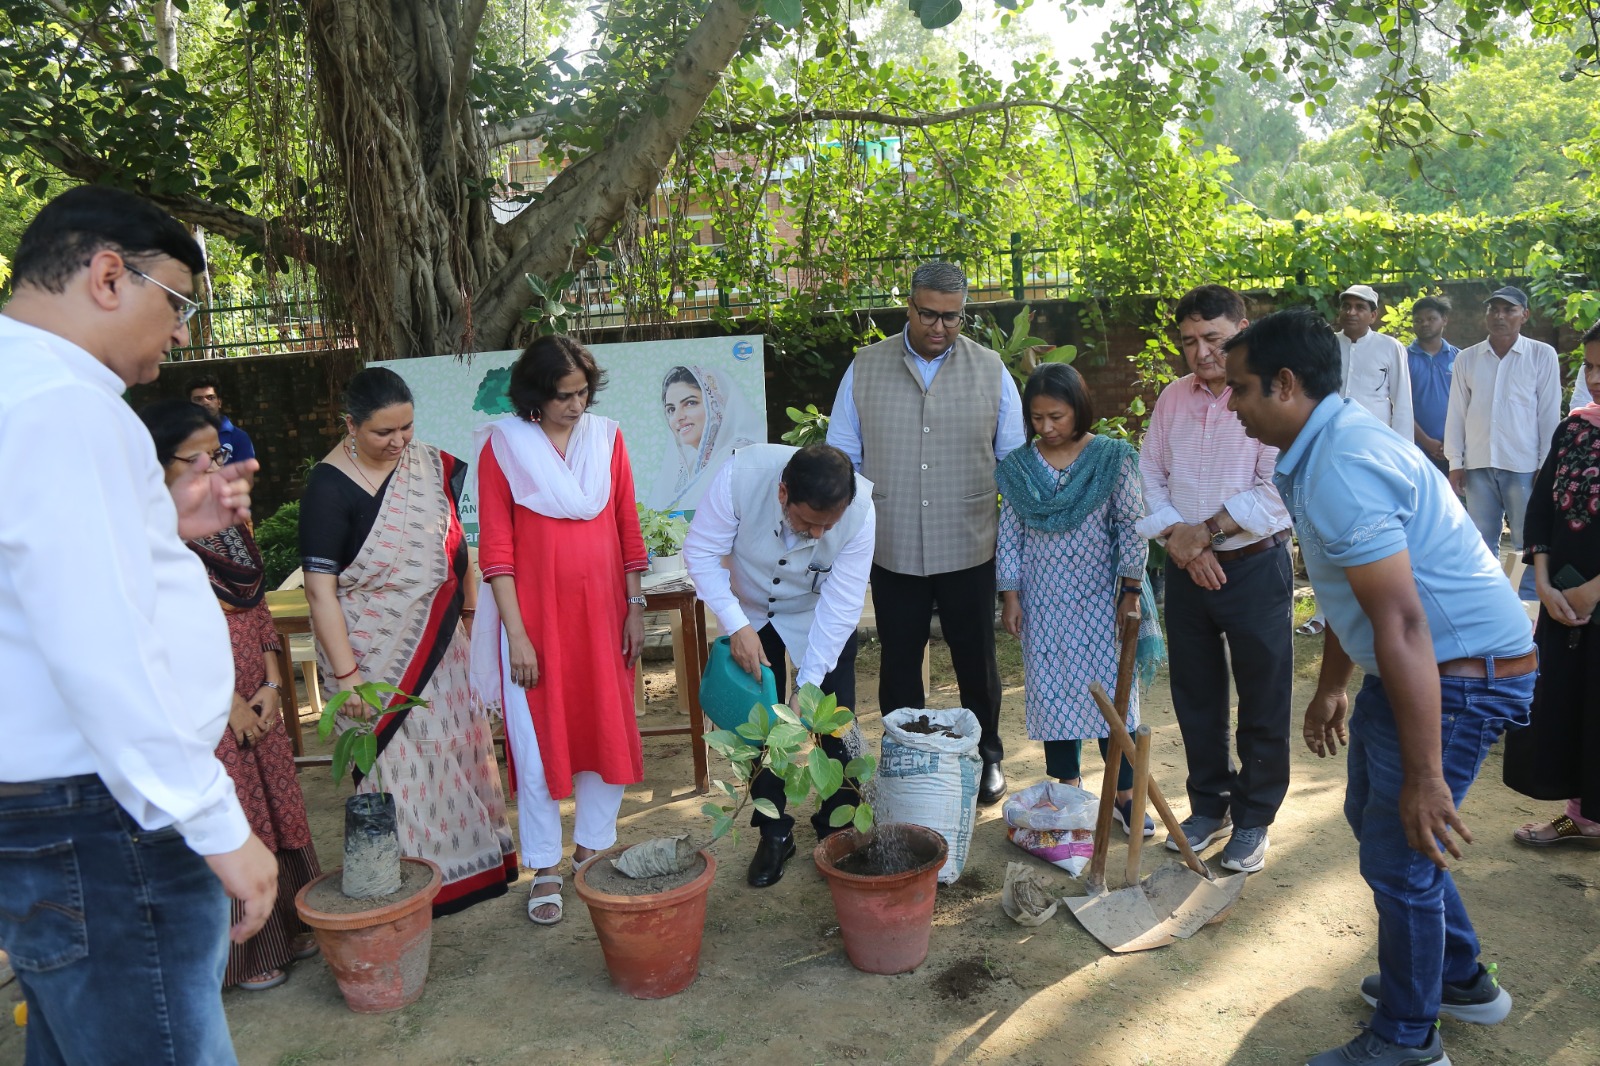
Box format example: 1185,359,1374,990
684,459,875,687
1337,329,1414,435
0,315,247,856
1573,370,1593,412
826,329,1026,469
1443,334,1563,473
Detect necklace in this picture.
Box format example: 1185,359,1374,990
347,437,389,492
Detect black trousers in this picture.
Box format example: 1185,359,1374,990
871,559,1004,764
749,625,859,839
1164,543,1295,829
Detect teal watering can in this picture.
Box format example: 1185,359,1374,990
699,636,779,731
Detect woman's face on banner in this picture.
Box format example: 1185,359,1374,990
663,380,707,449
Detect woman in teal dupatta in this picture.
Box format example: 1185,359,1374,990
996,364,1165,836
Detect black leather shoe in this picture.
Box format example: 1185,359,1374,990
747,833,797,887
978,761,1007,806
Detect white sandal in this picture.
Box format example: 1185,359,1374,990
527,873,564,925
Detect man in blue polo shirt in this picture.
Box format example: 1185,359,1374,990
1222,309,1536,1066
188,376,255,468
1406,296,1458,477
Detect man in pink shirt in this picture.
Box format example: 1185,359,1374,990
1138,285,1295,874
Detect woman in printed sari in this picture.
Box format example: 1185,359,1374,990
299,367,517,916
138,399,321,991
470,336,648,924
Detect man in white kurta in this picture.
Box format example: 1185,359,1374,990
1335,284,1414,436
684,442,875,887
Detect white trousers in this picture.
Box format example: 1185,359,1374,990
501,630,625,869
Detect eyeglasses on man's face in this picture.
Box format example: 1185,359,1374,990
126,264,203,325
910,299,966,329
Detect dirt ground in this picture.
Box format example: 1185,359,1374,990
5,632,1598,1066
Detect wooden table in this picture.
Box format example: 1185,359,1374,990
265,589,312,758
267,584,712,794
641,578,712,795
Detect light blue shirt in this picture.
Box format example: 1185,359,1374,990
1273,394,1532,676
827,330,1026,469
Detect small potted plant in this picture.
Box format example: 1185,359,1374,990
293,682,443,1013
635,503,688,574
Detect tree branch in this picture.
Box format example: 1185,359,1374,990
449,0,490,120
709,99,1091,136
487,112,553,148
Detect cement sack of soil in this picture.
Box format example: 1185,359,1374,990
1002,781,1098,877
875,708,982,884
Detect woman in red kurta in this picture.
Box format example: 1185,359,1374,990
471,336,648,924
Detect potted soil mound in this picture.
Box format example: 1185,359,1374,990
814,822,947,975
294,856,442,1013
574,844,718,999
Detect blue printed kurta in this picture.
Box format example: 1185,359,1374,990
997,442,1147,740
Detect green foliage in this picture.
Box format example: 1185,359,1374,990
473,367,515,415
1378,287,1447,339
702,683,876,841
635,503,689,557
317,682,430,793
781,404,831,446
967,305,1076,385
254,500,301,590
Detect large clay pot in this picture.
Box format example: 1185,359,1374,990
573,846,717,999
813,823,947,975
294,857,441,1013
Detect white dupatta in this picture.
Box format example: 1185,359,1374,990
468,413,619,706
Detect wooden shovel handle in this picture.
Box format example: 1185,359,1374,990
1085,611,1143,892
1124,725,1152,886
1090,681,1213,880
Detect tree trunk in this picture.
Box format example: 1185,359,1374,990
303,0,502,360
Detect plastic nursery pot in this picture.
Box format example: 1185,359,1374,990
573,845,718,999
342,792,402,899
294,857,442,1013
813,823,947,975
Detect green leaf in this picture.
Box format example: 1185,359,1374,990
828,804,857,828
703,729,743,755
843,755,877,783
853,804,875,833
808,748,845,799
752,798,781,820
764,0,803,30
711,813,735,839
331,726,357,781
701,802,726,819
783,765,811,804
766,722,809,752
770,701,801,728
354,733,378,775
915,0,962,30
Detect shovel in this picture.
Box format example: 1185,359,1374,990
1064,613,1247,953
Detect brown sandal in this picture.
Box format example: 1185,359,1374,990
1514,814,1600,848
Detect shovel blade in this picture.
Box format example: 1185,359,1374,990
1064,886,1177,953
1142,863,1248,938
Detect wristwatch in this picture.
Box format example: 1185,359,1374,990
626,595,647,607
260,681,281,691
1204,517,1227,548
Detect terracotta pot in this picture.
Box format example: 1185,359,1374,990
573,846,717,999
813,823,947,975
294,857,442,1013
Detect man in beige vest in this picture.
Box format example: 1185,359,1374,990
827,262,1025,804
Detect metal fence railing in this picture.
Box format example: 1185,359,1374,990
171,218,1574,358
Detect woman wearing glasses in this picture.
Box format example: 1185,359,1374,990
299,367,517,916
137,398,322,991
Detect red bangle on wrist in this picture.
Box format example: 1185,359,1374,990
333,664,360,680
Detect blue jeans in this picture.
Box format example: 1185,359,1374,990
1344,666,1535,1047
0,776,236,1066
1461,467,1535,597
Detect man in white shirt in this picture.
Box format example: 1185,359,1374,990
1336,284,1414,436
1443,286,1563,595
683,443,875,887
0,187,277,1065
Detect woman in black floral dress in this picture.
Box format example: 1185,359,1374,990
1504,329,1600,846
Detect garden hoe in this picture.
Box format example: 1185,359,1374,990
1064,613,1247,953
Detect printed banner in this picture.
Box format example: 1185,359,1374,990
373,336,766,541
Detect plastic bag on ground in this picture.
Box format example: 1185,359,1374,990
873,708,982,884
1002,781,1098,877
1001,861,1065,927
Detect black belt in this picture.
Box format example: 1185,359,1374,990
1213,529,1290,564
0,773,100,798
